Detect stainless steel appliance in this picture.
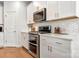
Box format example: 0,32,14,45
28,25,51,58
29,32,40,58
33,8,46,22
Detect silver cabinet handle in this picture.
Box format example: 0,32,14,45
48,46,52,52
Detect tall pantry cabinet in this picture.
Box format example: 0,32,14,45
3,1,27,47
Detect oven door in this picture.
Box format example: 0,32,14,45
29,34,39,44
29,43,37,56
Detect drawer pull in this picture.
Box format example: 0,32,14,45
55,42,62,44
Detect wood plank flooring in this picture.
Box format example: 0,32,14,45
0,47,33,58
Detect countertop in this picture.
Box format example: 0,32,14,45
21,31,74,41
40,33,74,41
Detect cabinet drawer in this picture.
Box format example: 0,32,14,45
51,37,71,48
49,37,71,53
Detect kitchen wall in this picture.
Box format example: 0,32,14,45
33,18,79,35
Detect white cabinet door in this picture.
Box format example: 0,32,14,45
47,1,76,21
47,1,58,20
58,1,76,18
4,2,18,47
4,11,17,47
4,2,27,47
40,35,71,58
40,36,49,58
48,37,71,58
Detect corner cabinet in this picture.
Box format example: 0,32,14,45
40,35,71,58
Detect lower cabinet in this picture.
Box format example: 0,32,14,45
40,35,71,58
40,36,49,58
21,32,29,50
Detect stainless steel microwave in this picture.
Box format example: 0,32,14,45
33,8,46,22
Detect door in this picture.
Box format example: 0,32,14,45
4,11,17,47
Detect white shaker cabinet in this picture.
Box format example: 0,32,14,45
58,1,76,18
48,37,71,58
40,35,71,58
27,1,76,22
4,1,27,47
47,1,76,21
47,1,58,20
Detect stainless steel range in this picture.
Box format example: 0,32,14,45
28,25,51,58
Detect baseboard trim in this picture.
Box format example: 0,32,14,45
3,45,22,48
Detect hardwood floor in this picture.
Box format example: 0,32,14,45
0,47,33,58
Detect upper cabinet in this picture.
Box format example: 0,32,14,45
47,1,58,20
47,1,76,21
76,1,79,17
27,1,76,24
58,1,76,18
